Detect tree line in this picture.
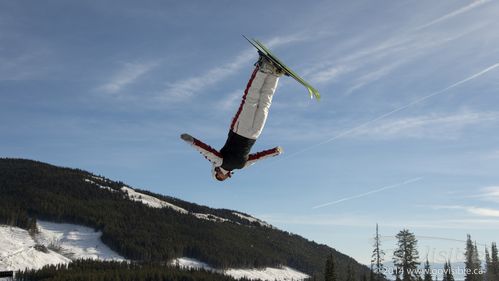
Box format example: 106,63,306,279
324,224,499,281
15,260,253,281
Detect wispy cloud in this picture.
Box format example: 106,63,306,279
309,13,487,88
158,34,310,103
98,61,157,94
349,111,499,140
217,89,243,112
415,0,491,31
475,186,499,203
432,205,499,218
288,62,499,158
313,177,422,209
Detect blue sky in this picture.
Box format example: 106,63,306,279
2,0,499,267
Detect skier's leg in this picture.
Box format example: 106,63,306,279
250,73,280,137
230,65,267,139
230,57,282,139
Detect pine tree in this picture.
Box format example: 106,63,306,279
423,258,432,281
442,261,455,281
485,247,492,281
371,223,386,281
324,253,337,281
464,235,482,281
473,243,483,281
393,229,420,281
491,242,499,280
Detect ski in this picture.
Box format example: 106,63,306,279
243,35,320,100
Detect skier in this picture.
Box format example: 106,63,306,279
181,54,284,181
181,37,320,181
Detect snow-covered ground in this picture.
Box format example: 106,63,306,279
171,257,310,281
0,221,124,271
121,186,189,213
0,225,69,271
36,221,125,261
226,267,309,281
232,212,272,228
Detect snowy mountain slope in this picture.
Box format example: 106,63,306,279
232,212,272,228
86,179,267,226
36,221,125,261
0,158,372,280
0,225,69,271
1,222,309,281
121,185,189,213
0,221,124,271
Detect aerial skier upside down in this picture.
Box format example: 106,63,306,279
181,37,320,181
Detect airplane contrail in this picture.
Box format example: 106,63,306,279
287,62,499,158
416,0,491,31
312,177,423,209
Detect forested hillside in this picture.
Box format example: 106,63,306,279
0,158,370,280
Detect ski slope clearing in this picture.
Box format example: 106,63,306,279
36,221,125,261
0,221,124,271
0,225,70,271
171,257,309,281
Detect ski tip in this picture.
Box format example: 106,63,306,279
180,133,194,143
308,88,321,101
276,146,284,155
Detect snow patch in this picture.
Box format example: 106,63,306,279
232,212,272,228
36,221,125,261
119,186,234,224
193,213,230,223
121,186,189,214
170,257,309,281
84,178,116,192
91,175,108,182
0,221,125,271
0,225,70,271
225,266,310,281
170,257,212,270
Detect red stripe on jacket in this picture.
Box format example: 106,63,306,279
230,66,259,131
193,139,222,158
248,147,280,161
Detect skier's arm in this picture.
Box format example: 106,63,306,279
244,146,283,167
181,134,223,166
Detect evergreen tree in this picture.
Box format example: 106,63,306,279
464,235,482,281
324,253,337,281
491,242,499,280
423,258,432,281
485,247,491,281
393,229,420,281
442,261,455,281
371,223,386,281
465,235,474,281
473,243,483,281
